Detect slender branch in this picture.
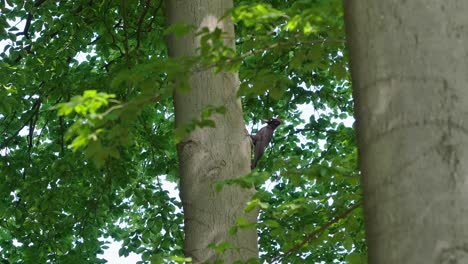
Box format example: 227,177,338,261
270,202,362,263
88,35,102,45
27,100,41,150
24,100,41,179
21,13,33,39
0,111,18,138
59,116,65,154
135,0,152,50
194,37,345,73
100,104,126,117
101,94,161,117
35,96,62,147
105,19,125,57
234,38,344,63
34,0,47,7
134,0,163,36
16,0,47,38
121,0,130,66
0,99,42,149
13,1,98,63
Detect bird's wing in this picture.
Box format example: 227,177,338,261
252,126,274,169
258,126,273,144
254,127,272,157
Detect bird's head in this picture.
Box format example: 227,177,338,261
267,118,282,129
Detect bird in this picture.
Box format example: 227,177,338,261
250,118,281,169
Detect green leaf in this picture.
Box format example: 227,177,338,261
346,253,367,264
208,241,236,254
343,236,353,251
149,254,164,264
262,220,280,228
168,256,192,263
165,23,195,37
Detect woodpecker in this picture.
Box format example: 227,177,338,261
250,118,281,169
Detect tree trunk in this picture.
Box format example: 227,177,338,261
344,1,468,263
165,0,258,263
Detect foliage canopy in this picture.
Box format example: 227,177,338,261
0,0,365,263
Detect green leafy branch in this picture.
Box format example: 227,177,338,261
270,202,362,263
199,34,344,74
165,4,344,75
214,171,270,192
232,3,286,29
54,90,116,150
55,90,117,118
174,105,226,144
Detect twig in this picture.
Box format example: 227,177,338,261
270,202,362,263
147,0,163,32
135,0,152,50
27,100,41,150
121,0,130,67
195,38,345,73
0,99,41,149
100,95,161,117
59,116,65,154
16,0,47,38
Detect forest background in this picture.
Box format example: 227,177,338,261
2,0,369,263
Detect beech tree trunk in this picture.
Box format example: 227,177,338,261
344,1,468,263
165,0,258,263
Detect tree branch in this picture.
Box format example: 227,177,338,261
1,99,42,150
13,1,97,63
270,202,362,263
195,37,345,73
16,0,48,37
121,0,130,66
135,0,152,50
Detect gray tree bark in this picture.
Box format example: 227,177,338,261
165,0,258,263
344,1,468,263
